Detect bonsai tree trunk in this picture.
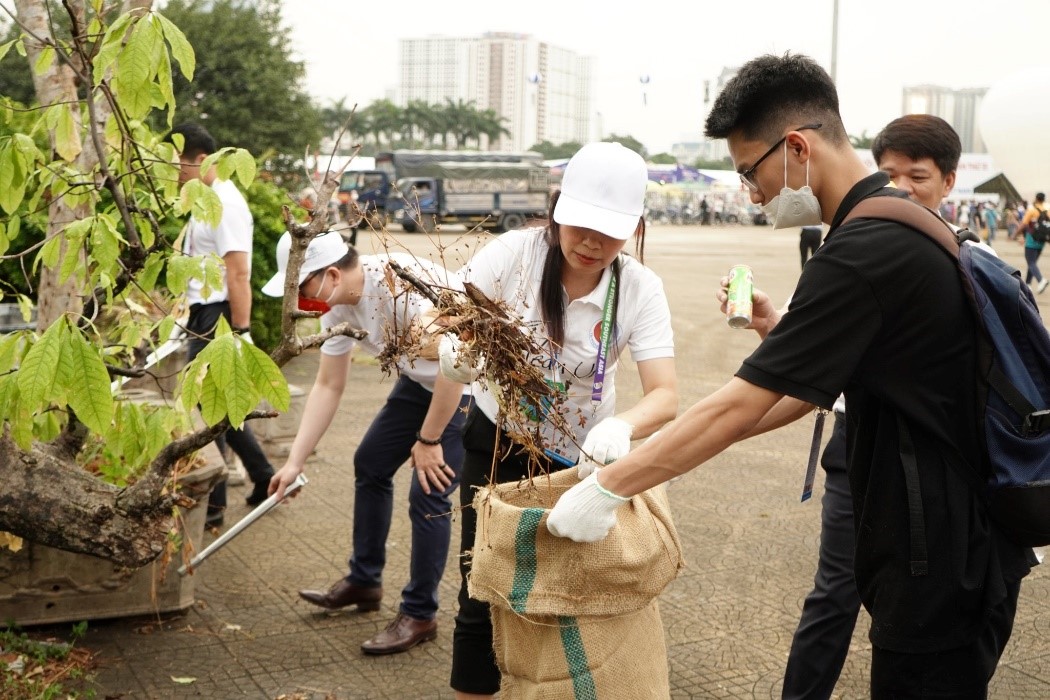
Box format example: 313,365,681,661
0,0,356,569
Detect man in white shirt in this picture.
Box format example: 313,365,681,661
171,122,275,528
265,232,471,655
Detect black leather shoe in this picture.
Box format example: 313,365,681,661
205,510,224,529
361,613,437,655
298,579,382,611
245,481,270,507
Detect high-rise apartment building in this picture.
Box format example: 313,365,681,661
694,66,739,163
902,84,989,153
399,33,593,151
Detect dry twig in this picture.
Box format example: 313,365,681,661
386,261,581,479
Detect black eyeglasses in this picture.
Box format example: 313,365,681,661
738,123,822,192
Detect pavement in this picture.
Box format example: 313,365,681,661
33,225,1050,698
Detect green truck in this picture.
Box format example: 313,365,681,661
386,160,551,233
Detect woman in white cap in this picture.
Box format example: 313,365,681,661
443,142,679,698
263,231,471,656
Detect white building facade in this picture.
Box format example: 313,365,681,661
399,33,593,152
902,84,989,153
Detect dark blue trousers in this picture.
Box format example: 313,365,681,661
783,413,861,700
346,375,470,620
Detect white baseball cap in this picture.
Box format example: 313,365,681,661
261,231,349,297
552,142,648,240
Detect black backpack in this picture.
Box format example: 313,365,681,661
1032,208,1050,244
845,197,1050,572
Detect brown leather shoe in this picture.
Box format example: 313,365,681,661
360,613,437,655
298,579,382,611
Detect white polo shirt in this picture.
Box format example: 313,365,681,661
459,227,674,463
320,253,459,392
182,179,253,306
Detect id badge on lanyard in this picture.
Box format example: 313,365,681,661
534,271,618,468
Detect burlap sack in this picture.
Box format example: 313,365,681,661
469,467,683,699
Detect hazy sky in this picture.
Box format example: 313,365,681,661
284,0,1042,155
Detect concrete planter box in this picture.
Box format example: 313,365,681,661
0,444,225,626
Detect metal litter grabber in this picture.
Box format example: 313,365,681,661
178,474,308,575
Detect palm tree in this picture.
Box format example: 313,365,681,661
402,100,433,147
442,98,479,148
477,108,510,149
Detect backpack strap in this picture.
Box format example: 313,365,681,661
896,414,929,576
841,195,964,579
842,196,961,257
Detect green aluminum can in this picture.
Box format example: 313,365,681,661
726,264,753,329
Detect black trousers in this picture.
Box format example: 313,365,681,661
186,302,275,516
869,579,1021,699
800,227,822,268
449,406,567,695
782,413,860,699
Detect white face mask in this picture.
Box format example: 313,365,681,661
761,143,823,229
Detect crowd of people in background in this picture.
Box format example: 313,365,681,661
940,199,1016,243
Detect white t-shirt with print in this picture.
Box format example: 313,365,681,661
320,253,461,392
459,227,674,464
182,179,253,305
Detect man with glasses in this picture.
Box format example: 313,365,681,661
546,53,1036,698
263,232,471,655
783,113,984,700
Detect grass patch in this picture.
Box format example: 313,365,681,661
0,622,96,699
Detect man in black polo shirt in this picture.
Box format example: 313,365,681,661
546,53,1036,697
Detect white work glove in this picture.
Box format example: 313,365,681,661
439,333,484,384
577,416,634,479
240,331,254,346
546,471,629,543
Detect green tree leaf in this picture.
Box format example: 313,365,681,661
0,140,27,214
0,373,18,430
117,16,157,90
179,356,207,416
156,315,176,348
0,331,25,373
0,39,16,64
92,12,137,85
139,251,165,291
54,103,81,162
224,344,256,428
165,254,199,295
178,178,223,227
33,45,55,75
0,214,14,256
155,44,175,127
233,149,256,188
34,408,63,442
16,318,68,412
64,328,114,435
201,254,224,299
58,218,92,284
242,341,289,411
198,364,227,427
118,82,154,120
155,11,195,81
90,213,125,274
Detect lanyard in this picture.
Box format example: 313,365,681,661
591,270,617,405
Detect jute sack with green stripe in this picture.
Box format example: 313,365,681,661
469,467,683,699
